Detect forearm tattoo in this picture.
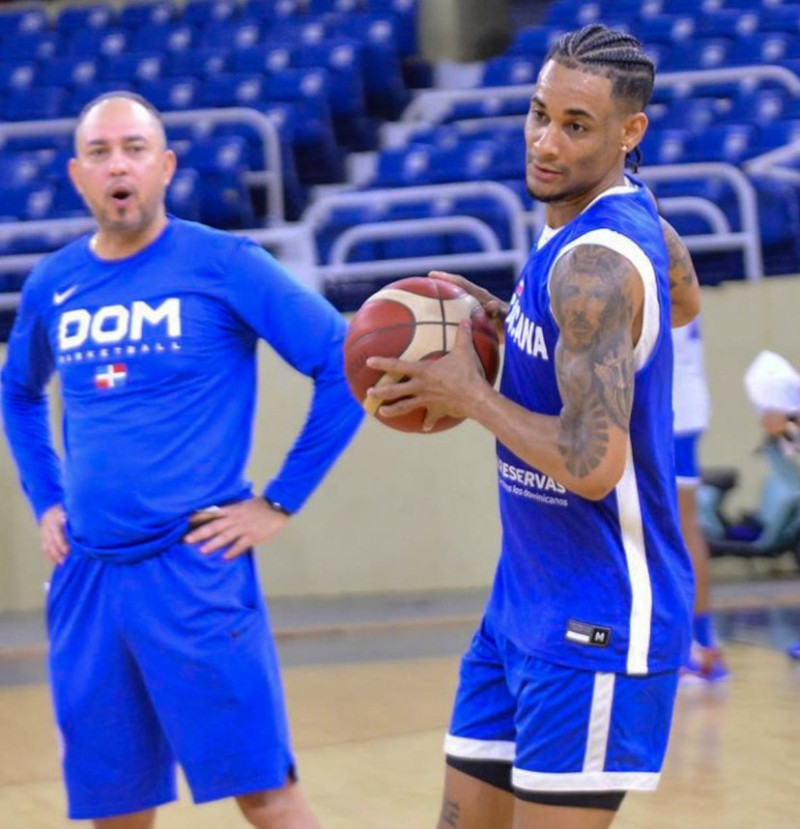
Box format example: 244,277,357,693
551,244,635,478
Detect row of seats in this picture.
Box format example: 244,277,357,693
0,0,418,57
543,0,800,32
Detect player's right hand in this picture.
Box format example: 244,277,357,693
39,504,69,565
429,270,509,342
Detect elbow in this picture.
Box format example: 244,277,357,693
672,290,701,328
569,466,624,501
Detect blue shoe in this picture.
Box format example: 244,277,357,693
787,642,800,660
680,643,731,684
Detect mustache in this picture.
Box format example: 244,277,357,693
526,155,568,173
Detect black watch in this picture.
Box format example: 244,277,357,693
264,497,292,517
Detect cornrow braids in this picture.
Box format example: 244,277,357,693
546,24,656,113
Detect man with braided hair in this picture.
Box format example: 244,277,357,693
367,24,698,829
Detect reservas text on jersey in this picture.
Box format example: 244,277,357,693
497,459,566,494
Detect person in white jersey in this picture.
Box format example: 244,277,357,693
672,317,730,682
367,23,701,829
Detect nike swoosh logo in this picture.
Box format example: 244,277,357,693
53,286,78,306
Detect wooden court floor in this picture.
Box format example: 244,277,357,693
1,641,799,828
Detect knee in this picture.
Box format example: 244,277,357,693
237,783,315,828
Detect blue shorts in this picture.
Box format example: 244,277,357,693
674,431,702,487
445,618,679,795
46,543,294,821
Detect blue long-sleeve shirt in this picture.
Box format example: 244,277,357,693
1,218,363,563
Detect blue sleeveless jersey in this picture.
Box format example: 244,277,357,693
486,182,693,675
1,218,363,563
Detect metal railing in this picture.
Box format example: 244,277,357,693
402,65,800,126
303,181,530,284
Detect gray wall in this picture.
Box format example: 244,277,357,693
1,276,799,613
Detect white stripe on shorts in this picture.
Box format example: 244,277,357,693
512,768,661,792
584,672,615,773
444,734,515,762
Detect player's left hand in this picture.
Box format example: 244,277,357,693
184,497,289,559
367,320,489,432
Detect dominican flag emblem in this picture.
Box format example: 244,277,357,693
95,363,128,389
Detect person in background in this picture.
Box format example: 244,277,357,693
672,317,730,683
1,91,363,828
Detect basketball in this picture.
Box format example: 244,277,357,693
343,276,500,433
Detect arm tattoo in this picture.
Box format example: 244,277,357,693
550,244,636,478
663,220,698,290
440,798,460,826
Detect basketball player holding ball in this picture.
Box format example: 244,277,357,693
368,25,702,829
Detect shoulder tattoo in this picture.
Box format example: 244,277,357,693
550,244,636,478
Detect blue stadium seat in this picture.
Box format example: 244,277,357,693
67,82,134,117
751,175,800,275
64,27,129,58
685,124,758,164
198,20,262,50
754,120,800,155
196,72,266,108
196,174,256,229
51,181,91,219
241,0,304,25
0,153,41,190
262,68,343,182
2,32,58,61
757,6,800,34
3,87,67,122
183,0,239,25
310,0,365,12
726,89,789,127
333,14,408,118
58,4,115,32
295,39,374,147
38,57,99,90
1,185,56,222
180,136,250,173
0,61,36,92
367,0,420,58
632,15,695,47
230,42,297,74
371,145,433,187
104,53,165,84
130,23,196,53
730,33,792,65
693,10,760,39
639,129,690,165
166,168,202,222
658,37,732,72
118,2,176,30
137,77,199,111
165,48,228,78
506,26,560,58
543,0,601,28
482,56,539,87
0,7,47,37
655,97,733,134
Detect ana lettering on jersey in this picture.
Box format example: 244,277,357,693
505,298,549,361
58,298,181,352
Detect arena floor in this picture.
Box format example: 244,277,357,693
2,559,800,828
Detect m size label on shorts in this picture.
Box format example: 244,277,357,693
565,620,612,648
